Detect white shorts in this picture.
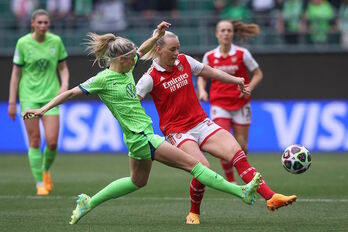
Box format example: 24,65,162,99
166,118,222,148
210,103,251,125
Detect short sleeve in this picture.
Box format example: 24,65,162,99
136,73,153,98
243,49,259,72
185,55,204,76
202,52,209,65
79,75,105,95
57,37,68,62
13,40,24,66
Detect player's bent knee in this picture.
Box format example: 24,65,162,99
131,177,148,188
222,144,241,159
46,143,57,151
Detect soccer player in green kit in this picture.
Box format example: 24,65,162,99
23,21,261,224
8,9,70,195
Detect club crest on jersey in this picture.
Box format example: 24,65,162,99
177,63,183,72
231,56,237,63
50,48,56,55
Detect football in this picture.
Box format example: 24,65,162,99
282,144,312,174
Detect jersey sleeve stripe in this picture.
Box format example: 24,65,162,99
78,84,90,95
58,56,68,63
134,53,140,68
13,63,23,67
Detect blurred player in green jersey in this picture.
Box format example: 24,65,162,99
23,21,261,224
8,9,70,195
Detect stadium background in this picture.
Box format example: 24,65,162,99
1,3,348,231
1,0,348,153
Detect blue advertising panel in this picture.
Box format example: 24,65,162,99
1,100,348,153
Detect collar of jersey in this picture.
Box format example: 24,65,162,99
214,44,236,58
30,32,49,44
107,68,129,76
152,58,180,72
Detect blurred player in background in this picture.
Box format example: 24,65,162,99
198,20,263,183
137,28,296,224
23,21,261,225
8,9,69,196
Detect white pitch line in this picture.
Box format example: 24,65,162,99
0,195,348,202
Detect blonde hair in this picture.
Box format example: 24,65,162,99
31,9,49,21
141,31,178,61
31,9,50,32
85,33,137,68
217,20,260,40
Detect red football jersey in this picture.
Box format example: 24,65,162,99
137,54,207,135
203,45,259,110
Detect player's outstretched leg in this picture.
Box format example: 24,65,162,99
69,194,91,224
266,193,297,211
191,162,261,204
240,172,261,205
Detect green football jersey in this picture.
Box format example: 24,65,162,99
79,55,153,139
13,32,68,103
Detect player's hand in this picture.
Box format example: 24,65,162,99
239,84,251,98
199,89,209,101
236,77,245,92
23,109,45,120
154,21,171,39
8,103,17,121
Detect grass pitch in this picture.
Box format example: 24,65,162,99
0,153,347,232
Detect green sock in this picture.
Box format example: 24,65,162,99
28,148,43,182
43,147,57,171
90,177,139,209
191,162,242,198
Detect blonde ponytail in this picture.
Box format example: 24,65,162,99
85,33,137,68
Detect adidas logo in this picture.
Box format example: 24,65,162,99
160,76,165,82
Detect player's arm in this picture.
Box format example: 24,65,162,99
58,60,70,94
248,67,263,92
197,76,208,101
199,65,249,95
8,65,21,120
197,53,209,101
137,21,171,58
239,67,262,99
23,86,83,119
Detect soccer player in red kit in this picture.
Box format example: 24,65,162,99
136,28,297,225
197,20,262,183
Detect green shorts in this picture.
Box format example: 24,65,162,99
125,125,165,161
20,102,59,116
